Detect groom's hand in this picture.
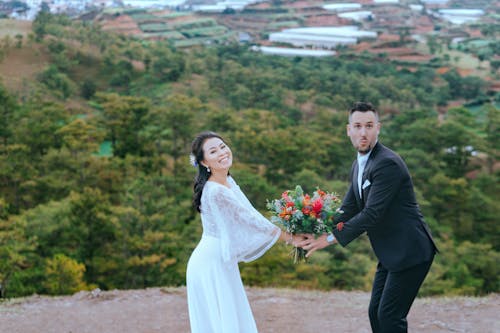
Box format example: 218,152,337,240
295,233,335,257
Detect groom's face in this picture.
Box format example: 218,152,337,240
347,111,380,155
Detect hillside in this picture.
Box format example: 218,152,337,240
0,11,498,303
1,287,499,333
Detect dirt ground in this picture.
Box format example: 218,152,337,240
0,287,498,333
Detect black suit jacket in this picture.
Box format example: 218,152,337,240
333,142,437,272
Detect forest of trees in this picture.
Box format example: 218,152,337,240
0,12,499,298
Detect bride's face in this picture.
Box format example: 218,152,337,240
202,137,233,172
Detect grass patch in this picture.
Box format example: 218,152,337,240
267,20,300,29
139,23,169,32
180,26,228,38
466,102,500,123
97,141,112,157
171,17,217,30
0,19,31,37
141,31,185,39
156,12,191,19
129,13,160,22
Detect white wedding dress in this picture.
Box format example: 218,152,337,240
186,176,281,333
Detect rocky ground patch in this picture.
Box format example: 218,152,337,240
1,287,498,333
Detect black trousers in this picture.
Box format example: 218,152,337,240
368,257,434,333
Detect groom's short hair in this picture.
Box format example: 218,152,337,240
349,102,379,121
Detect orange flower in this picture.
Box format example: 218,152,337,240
302,194,311,206
279,208,289,219
336,222,344,231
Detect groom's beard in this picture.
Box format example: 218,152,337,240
358,145,372,154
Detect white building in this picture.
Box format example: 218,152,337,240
121,0,186,9
438,8,485,24
421,0,449,4
269,26,377,49
322,3,361,12
192,0,264,13
409,5,423,12
338,11,373,22
373,0,399,3
252,46,336,57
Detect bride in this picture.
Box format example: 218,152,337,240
186,131,300,333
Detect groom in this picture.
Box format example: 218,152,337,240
297,102,438,332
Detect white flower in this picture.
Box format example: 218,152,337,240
293,211,304,219
189,154,198,167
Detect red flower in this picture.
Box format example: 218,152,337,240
336,222,344,231
312,198,323,215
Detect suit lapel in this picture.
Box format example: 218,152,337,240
360,143,380,204
352,162,363,208
361,160,370,204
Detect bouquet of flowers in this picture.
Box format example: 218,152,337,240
267,185,343,263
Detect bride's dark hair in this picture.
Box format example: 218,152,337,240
191,131,226,212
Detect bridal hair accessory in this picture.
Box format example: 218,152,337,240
189,154,198,167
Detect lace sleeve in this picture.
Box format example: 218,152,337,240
206,184,281,263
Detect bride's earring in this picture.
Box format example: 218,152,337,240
206,166,211,173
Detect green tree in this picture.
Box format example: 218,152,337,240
424,238,500,295
32,10,52,42
0,144,37,211
230,108,282,166
43,254,91,295
0,207,36,297
37,65,75,99
150,44,185,82
468,173,500,248
427,173,473,239
109,60,133,87
142,94,203,193
14,34,23,48
461,76,487,101
0,83,17,146
96,93,151,157
57,118,103,158
81,78,97,99
490,59,500,73
440,107,485,178
143,94,202,160
68,188,117,287
14,101,68,156
484,105,500,173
